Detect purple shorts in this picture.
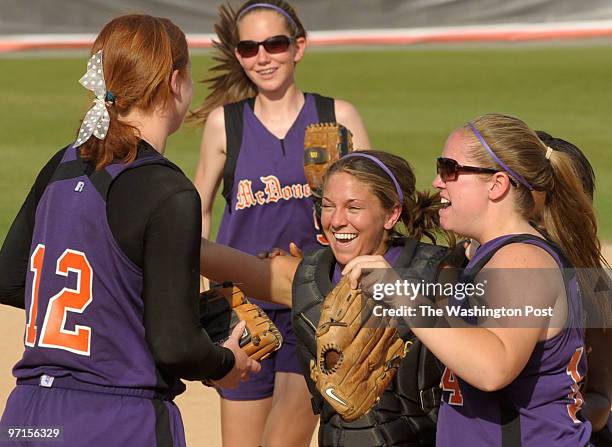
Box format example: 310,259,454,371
220,309,302,400
1,383,185,446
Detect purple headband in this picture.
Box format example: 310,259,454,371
467,122,534,191
237,3,297,29
342,153,405,205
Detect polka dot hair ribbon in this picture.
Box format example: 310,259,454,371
73,50,111,147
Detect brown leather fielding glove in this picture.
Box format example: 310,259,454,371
309,276,409,421
303,122,353,200
200,283,283,361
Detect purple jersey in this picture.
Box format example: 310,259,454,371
216,93,328,309
438,235,591,446
13,146,174,394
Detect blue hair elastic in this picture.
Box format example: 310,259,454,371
105,90,116,104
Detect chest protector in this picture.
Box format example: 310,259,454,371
292,238,450,446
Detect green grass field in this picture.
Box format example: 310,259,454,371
1,44,611,242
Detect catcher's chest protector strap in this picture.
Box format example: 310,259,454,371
292,247,335,358
221,93,336,208
292,239,449,446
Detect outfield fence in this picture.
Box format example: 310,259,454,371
3,20,612,53
4,0,612,34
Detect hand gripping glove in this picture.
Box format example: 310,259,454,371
309,276,409,421
200,282,283,361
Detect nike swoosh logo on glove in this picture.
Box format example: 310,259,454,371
325,387,348,407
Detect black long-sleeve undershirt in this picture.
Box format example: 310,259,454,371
0,143,234,382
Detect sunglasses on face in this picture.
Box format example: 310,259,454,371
236,35,294,58
436,157,501,182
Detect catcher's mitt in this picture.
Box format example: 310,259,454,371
303,122,353,199
200,282,283,361
309,276,409,421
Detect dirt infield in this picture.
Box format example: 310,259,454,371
0,302,222,445
0,305,319,446
1,245,610,445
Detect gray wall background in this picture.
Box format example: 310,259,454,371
2,0,612,35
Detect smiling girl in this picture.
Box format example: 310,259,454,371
200,150,451,446
0,14,259,446
343,114,607,446
189,1,370,445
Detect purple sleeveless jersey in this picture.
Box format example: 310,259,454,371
216,93,326,309
438,235,591,446
2,145,186,446
13,146,170,393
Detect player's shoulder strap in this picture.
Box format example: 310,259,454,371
222,97,254,208
465,233,567,279
221,94,336,208
309,92,336,123
49,143,173,202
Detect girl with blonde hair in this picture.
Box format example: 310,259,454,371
191,1,370,445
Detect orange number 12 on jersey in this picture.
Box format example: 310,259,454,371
25,245,93,356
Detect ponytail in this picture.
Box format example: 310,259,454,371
543,151,611,328
188,3,256,125
79,108,140,170
404,190,450,245
468,113,610,327
78,14,189,170
543,151,600,269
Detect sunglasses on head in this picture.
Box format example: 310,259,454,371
436,157,501,182
236,35,294,58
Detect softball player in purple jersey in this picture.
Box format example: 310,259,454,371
343,113,610,446
0,14,258,446
534,131,612,445
198,150,451,446
189,1,370,445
